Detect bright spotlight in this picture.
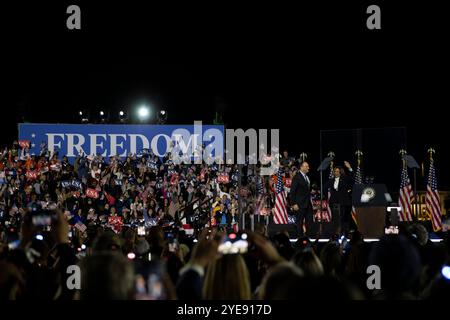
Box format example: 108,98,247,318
137,106,150,120
118,110,127,123
157,109,167,124
79,110,89,123
99,111,105,116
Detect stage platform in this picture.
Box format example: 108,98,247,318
193,238,444,243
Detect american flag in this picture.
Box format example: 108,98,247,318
322,165,333,223
426,158,442,231
255,176,266,215
398,165,413,221
75,221,87,233
273,169,288,224
351,162,363,225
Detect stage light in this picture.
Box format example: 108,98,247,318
117,110,128,123
138,107,149,117
137,106,150,121
79,110,89,123
157,109,167,124
98,110,107,123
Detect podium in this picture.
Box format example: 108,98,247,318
352,184,388,238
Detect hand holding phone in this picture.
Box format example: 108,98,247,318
32,211,53,226
137,226,146,236
168,238,178,252
217,233,248,254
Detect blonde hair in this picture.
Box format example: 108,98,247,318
258,262,303,300
203,254,251,300
292,250,324,277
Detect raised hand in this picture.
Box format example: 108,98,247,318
246,231,284,267
344,161,352,170
190,228,224,267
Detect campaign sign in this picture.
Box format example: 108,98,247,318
26,171,38,180
217,174,229,184
61,180,83,190
19,140,30,149
86,188,99,199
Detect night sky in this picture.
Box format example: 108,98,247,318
2,1,449,192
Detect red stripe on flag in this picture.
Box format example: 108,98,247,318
426,185,442,231
274,193,288,224
399,186,413,222
351,206,357,225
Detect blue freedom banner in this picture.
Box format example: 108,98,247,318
18,123,224,163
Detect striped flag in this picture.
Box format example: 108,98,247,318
322,165,333,223
398,165,414,222
426,157,442,231
351,161,363,225
75,221,87,233
273,169,288,224
255,176,266,215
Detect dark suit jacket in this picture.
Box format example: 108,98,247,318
289,173,311,209
324,175,353,206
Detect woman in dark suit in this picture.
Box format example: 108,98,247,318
323,165,353,236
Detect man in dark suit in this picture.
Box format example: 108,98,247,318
289,161,313,237
324,164,353,236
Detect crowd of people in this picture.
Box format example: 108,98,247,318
1,141,450,300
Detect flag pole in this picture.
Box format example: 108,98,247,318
428,147,435,162
427,147,436,224
319,130,323,238
413,166,418,221
353,149,363,227
399,149,407,167
300,152,307,163
300,151,307,233
399,149,408,222
238,163,243,230
327,151,335,235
